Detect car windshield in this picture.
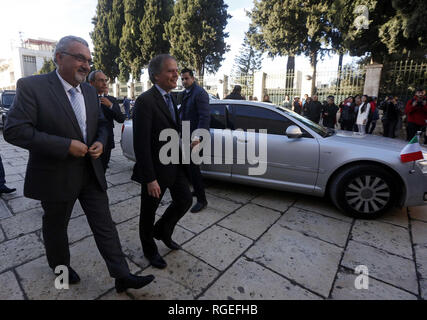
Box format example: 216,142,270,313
276,106,331,137
1,94,15,107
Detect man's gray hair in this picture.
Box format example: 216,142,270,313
53,36,89,65
88,70,103,82
148,54,175,84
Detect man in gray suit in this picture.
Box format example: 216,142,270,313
4,35,154,293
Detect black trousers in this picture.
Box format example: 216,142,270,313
382,119,398,138
41,161,129,278
190,162,207,203
407,122,426,143
100,146,112,172
0,155,5,186
139,166,192,257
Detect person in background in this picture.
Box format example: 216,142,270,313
225,85,244,100
282,95,291,109
380,96,399,138
405,88,427,143
305,95,322,124
263,94,272,103
367,96,379,134
293,96,302,114
321,96,339,129
302,94,309,108
123,96,131,119
89,70,126,172
339,96,356,131
302,96,312,117
355,94,371,133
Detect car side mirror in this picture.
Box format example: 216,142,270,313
286,125,303,138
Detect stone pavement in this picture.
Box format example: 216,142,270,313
0,126,426,300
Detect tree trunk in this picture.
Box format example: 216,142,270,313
336,53,343,90
285,55,295,89
310,51,317,97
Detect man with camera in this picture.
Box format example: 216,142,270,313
405,88,427,143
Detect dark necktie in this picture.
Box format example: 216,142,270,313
164,93,176,123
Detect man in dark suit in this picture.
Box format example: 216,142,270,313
89,70,125,172
4,35,154,293
132,54,192,269
179,68,210,213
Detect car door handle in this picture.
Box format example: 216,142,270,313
237,139,248,143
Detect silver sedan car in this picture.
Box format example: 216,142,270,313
121,99,427,219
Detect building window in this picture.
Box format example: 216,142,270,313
22,55,37,76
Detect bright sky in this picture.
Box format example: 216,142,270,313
0,0,355,77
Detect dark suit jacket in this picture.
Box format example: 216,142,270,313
179,83,210,134
100,95,125,149
4,71,108,201
131,86,187,187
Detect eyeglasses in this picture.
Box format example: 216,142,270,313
61,52,93,66
96,78,109,84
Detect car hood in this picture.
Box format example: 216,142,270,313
328,130,427,153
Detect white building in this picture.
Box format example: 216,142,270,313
0,38,57,90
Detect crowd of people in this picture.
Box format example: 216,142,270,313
283,89,426,143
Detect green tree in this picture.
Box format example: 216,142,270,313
165,0,230,76
249,0,336,96
91,0,117,80
36,58,56,75
331,0,426,63
232,26,263,76
139,0,174,66
120,0,146,79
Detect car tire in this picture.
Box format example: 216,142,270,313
330,164,398,219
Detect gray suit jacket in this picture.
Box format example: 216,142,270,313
4,71,108,201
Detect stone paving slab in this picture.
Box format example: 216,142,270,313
0,199,13,220
71,200,85,219
1,207,43,239
0,271,25,300
184,225,253,271
68,215,93,244
0,233,45,273
246,225,343,297
98,289,133,300
331,270,417,300
106,172,133,186
205,193,243,213
278,207,351,247
219,203,281,240
421,279,427,300
177,207,231,234
109,197,141,224
293,197,353,223
0,180,24,201
341,240,418,294
4,174,24,183
7,197,41,214
351,220,412,259
16,236,140,300
200,257,320,300
250,191,296,212
107,182,141,205
377,207,409,228
205,182,262,204
408,206,427,223
411,220,427,246
116,216,195,269
414,245,427,280
129,250,219,300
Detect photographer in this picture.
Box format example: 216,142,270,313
405,88,427,143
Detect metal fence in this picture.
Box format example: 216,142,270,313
379,60,427,103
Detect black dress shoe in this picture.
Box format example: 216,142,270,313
153,232,181,250
115,273,155,293
146,253,167,269
0,185,16,194
190,201,207,213
53,266,80,284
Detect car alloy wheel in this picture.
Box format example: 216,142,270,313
344,175,391,214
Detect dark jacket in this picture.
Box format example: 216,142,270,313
322,103,339,128
100,95,125,149
131,86,188,187
4,71,108,201
225,92,244,100
293,101,302,114
305,100,323,123
179,83,210,134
